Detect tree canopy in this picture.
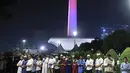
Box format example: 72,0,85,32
120,47,130,63
106,49,119,61
102,30,130,54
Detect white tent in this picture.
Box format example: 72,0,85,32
48,38,94,50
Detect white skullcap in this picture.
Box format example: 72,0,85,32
87,54,90,57
60,54,63,57
72,55,75,57
55,56,58,58
97,53,101,56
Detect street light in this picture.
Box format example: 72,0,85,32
22,39,26,49
73,31,77,37
22,40,26,43
40,46,45,50
73,31,77,49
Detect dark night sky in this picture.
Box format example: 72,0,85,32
0,0,130,50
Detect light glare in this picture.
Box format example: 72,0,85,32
73,31,77,36
40,46,45,50
58,40,61,44
22,40,26,43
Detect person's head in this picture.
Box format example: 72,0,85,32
97,53,101,58
28,54,32,59
62,56,65,60
37,56,41,60
124,57,128,62
50,55,53,59
55,56,58,60
23,55,27,60
79,56,82,59
87,54,91,59
20,55,23,60
66,55,68,58
72,55,75,58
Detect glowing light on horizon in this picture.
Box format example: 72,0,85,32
67,0,77,36
73,31,77,36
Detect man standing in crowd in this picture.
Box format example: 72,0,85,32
95,53,103,73
59,56,66,73
36,56,42,73
26,55,34,73
54,56,60,73
85,54,94,73
77,56,85,73
17,55,23,73
65,57,72,73
32,55,36,73
120,57,130,73
72,55,78,73
22,55,28,73
104,54,115,73
48,56,56,73
42,56,49,73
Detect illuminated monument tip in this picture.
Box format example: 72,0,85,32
67,0,77,36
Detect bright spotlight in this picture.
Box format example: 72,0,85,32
40,46,45,50
22,40,26,43
103,29,106,32
73,31,77,36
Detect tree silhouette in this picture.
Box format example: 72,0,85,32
102,30,130,54
91,38,103,53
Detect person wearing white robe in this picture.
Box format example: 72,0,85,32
26,55,34,73
95,53,104,73
42,56,49,73
85,54,94,73
48,56,56,73
104,54,115,73
17,55,24,73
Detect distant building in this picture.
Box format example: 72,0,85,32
101,24,130,38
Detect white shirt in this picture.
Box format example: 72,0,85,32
85,58,94,70
104,57,115,72
95,57,103,70
54,60,60,69
36,60,42,71
48,58,56,68
45,57,49,64
26,58,33,71
17,60,23,73
85,58,93,70
32,59,36,72
120,62,130,73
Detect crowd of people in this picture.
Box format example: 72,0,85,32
0,53,130,73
